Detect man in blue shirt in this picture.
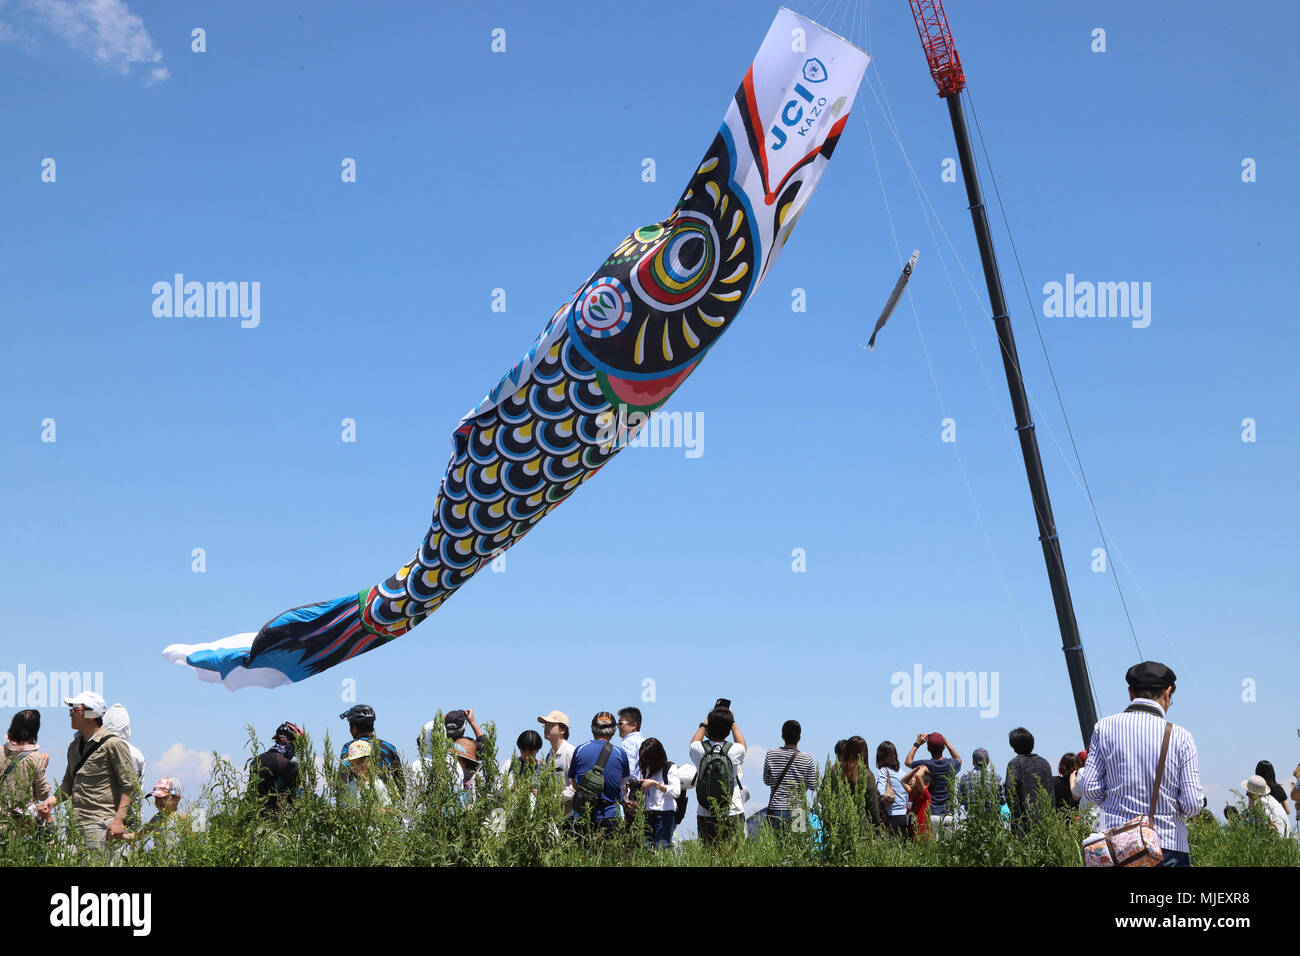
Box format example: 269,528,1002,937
906,731,963,833
566,712,629,839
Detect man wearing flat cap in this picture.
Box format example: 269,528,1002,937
1077,661,1204,866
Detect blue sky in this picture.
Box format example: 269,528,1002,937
2,0,1297,825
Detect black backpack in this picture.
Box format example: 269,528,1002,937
572,742,614,820
696,741,736,815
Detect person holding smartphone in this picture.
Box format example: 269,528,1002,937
689,700,747,846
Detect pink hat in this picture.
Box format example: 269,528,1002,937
149,777,182,799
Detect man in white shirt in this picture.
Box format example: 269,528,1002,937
689,706,747,847
538,709,576,809
1077,661,1203,867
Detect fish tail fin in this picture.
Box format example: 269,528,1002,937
163,591,380,690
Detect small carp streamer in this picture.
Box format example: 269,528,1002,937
165,10,870,689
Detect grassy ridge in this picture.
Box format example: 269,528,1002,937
5,725,1296,867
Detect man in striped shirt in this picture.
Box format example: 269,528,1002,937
1077,661,1204,866
763,720,819,829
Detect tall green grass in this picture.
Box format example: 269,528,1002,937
3,725,1294,867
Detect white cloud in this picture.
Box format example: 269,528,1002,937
4,0,166,79
153,743,233,793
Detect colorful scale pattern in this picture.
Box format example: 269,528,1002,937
236,76,850,682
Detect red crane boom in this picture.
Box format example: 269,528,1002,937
908,0,965,97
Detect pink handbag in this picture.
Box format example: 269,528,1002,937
1083,722,1172,867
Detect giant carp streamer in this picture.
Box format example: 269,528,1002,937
164,10,870,689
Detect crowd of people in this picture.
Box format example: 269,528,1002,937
1,660,1296,865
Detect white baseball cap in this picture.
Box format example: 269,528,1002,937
64,691,107,718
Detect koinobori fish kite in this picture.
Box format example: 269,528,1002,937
866,249,918,350
164,10,871,689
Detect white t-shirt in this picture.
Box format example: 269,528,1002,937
405,752,479,800
1070,768,1094,812
406,758,427,792
126,744,146,784
1260,795,1291,837
643,765,682,813
344,777,393,808
497,757,546,795
548,739,575,775
548,739,576,800
446,753,480,805
689,739,746,817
